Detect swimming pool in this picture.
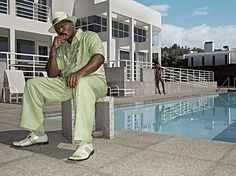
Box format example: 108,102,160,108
115,92,236,143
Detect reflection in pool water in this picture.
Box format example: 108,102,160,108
115,92,236,141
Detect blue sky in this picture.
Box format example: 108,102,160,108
135,0,236,49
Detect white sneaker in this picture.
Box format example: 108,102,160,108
12,132,48,147
68,142,94,161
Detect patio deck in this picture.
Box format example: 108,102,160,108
0,89,236,176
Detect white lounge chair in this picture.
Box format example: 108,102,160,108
2,70,25,103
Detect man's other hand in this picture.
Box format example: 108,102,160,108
67,72,83,88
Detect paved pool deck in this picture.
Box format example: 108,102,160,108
0,89,236,176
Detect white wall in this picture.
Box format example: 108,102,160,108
52,0,75,15
102,39,116,62
111,0,161,29
230,48,236,64
0,15,51,35
185,52,230,66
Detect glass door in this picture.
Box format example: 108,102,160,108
36,42,48,76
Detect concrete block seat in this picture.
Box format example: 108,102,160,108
61,96,114,143
108,84,135,97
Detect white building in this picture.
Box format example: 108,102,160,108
0,0,161,69
183,42,236,67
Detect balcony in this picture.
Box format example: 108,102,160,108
0,0,51,23
16,0,51,22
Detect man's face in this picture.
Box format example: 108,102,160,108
54,20,75,41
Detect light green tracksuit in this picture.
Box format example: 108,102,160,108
20,29,107,143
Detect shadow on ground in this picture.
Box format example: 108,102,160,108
0,130,73,159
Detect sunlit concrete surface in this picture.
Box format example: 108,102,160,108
1,90,236,176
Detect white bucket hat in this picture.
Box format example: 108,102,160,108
48,12,77,33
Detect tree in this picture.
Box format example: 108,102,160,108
161,44,202,67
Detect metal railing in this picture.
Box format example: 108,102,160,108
0,0,8,14
216,77,230,92
15,0,50,22
105,60,214,84
162,66,214,87
105,60,152,81
1,52,215,85
123,94,217,132
161,94,217,123
1,52,48,79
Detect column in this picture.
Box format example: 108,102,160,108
148,24,153,67
115,39,120,67
107,1,112,67
9,0,16,16
9,28,16,69
130,18,135,81
158,32,162,65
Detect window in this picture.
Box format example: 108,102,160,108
94,16,101,24
225,55,228,64
81,17,87,26
16,0,34,19
124,32,128,37
202,56,205,65
77,16,106,33
113,21,118,28
112,20,129,38
76,19,81,27
102,17,107,26
16,39,35,75
114,29,118,37
142,37,146,42
0,36,8,58
88,15,101,25
124,24,129,32
138,36,142,42
118,23,123,30
117,31,122,38
81,26,87,31
191,57,194,66
134,35,138,42
38,45,48,61
143,30,146,37
138,29,142,35
134,27,147,43
37,0,47,22
88,16,94,24
17,39,35,57
0,0,8,14
212,56,215,65
88,25,101,33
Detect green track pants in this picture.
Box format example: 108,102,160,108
20,75,107,143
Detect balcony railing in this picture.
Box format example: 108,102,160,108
105,60,152,81
1,52,215,85
15,0,50,22
163,66,214,86
105,60,214,84
1,52,48,79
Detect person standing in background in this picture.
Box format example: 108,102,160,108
153,62,166,94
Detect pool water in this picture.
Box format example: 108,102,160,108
115,92,236,143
